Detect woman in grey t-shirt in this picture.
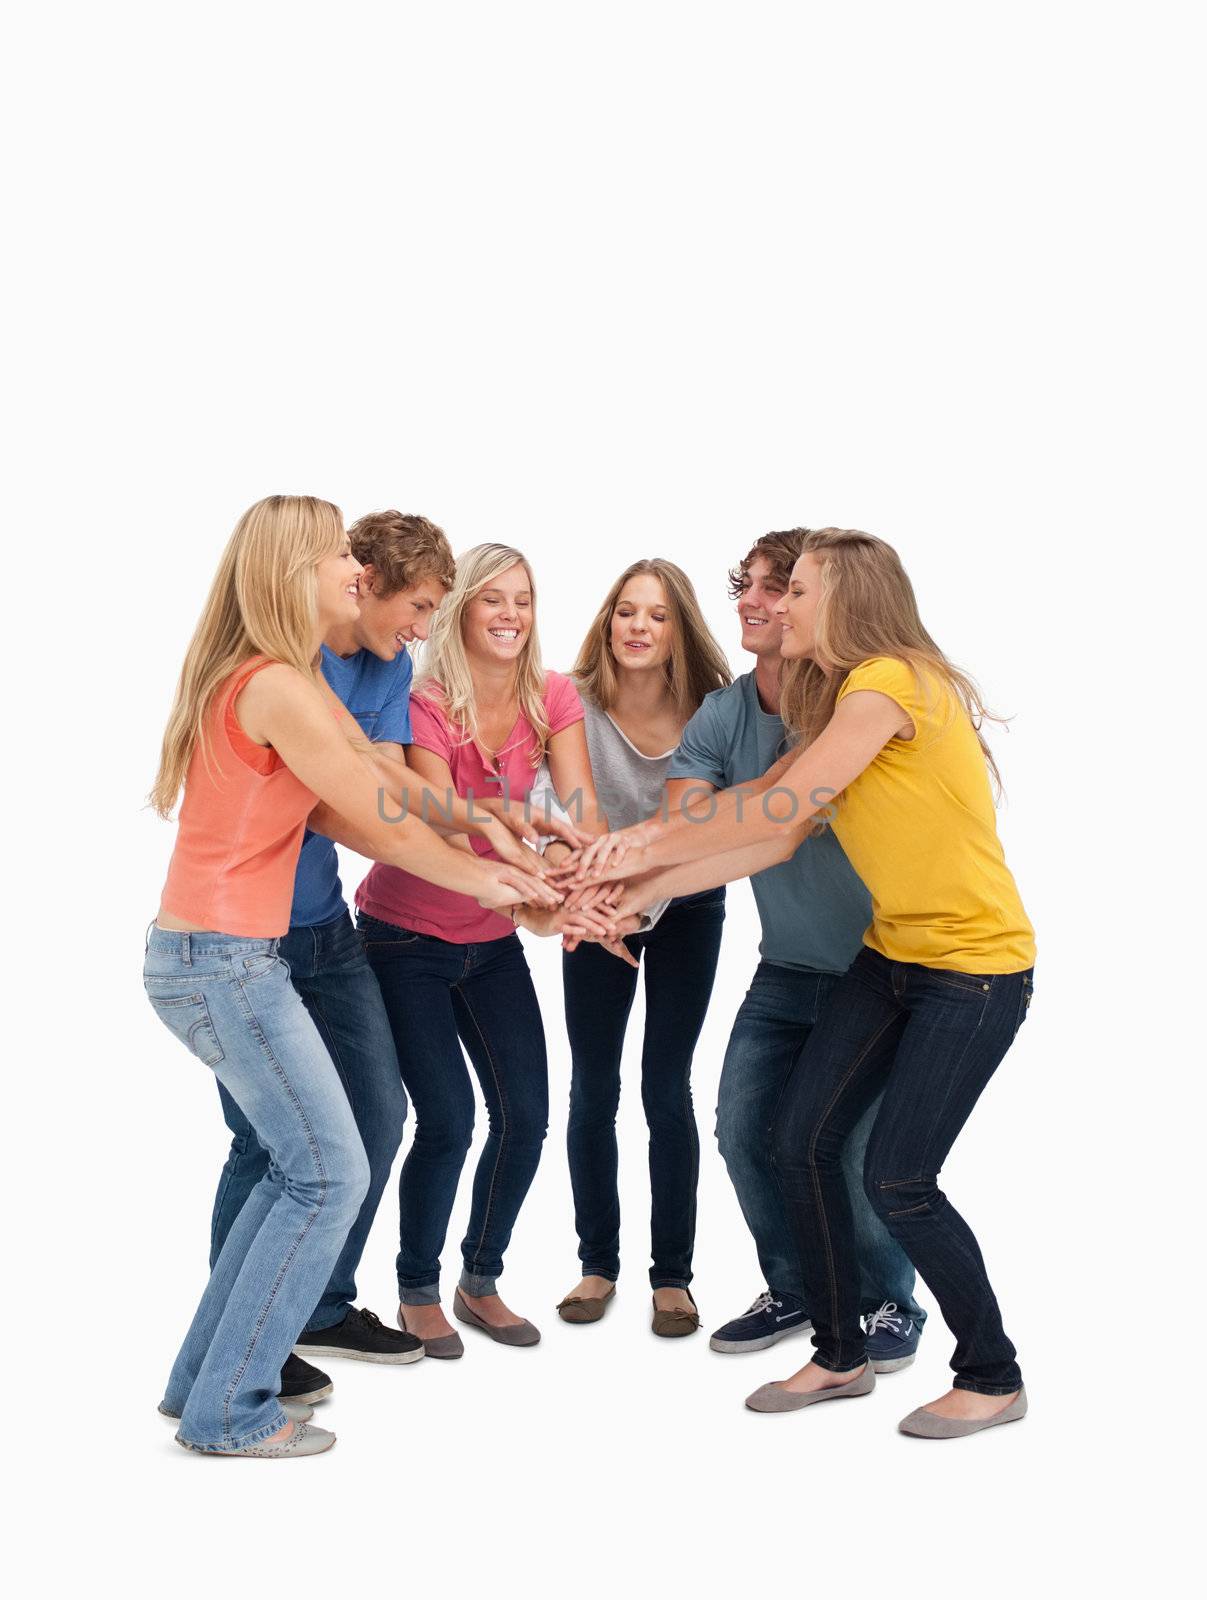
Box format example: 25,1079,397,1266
553,560,731,1336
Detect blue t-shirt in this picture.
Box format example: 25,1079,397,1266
666,672,871,974
289,644,414,928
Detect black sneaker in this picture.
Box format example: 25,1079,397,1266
281,1351,334,1404
709,1290,813,1353
296,1306,425,1365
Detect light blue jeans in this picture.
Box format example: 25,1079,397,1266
144,926,369,1451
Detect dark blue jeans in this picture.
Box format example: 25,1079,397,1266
209,910,406,1333
772,946,1034,1394
563,888,726,1288
717,960,924,1323
358,913,548,1303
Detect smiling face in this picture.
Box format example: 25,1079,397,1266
354,569,446,662
609,573,672,674
315,539,364,633
774,552,826,662
736,554,788,658
463,561,533,667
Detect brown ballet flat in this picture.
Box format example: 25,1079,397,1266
651,1290,700,1338
557,1284,616,1324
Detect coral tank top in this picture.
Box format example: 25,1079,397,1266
159,657,318,936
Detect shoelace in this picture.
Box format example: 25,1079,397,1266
354,1307,385,1330
745,1291,783,1317
863,1300,904,1337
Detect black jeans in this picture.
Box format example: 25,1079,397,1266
563,888,725,1288
358,914,549,1303
772,946,1034,1394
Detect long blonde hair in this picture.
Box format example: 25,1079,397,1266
149,495,345,817
573,558,731,719
780,528,1004,790
413,543,551,764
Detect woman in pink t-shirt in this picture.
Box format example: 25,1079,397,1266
356,544,608,1354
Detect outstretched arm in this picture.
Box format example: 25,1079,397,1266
237,665,559,911
560,691,908,884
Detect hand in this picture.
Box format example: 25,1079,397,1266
554,820,661,885
561,914,643,967
474,860,563,913
518,903,619,943
599,879,661,925
482,815,552,877
479,796,593,853
554,839,648,887
562,879,625,914
525,809,594,850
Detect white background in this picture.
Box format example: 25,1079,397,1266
5,2,1199,1595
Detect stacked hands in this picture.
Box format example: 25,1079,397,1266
471,804,660,968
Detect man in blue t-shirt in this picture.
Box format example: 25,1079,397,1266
209,511,455,1397
664,531,927,1369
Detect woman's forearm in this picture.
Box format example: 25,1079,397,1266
643,779,807,870
630,832,804,905
309,801,498,899
374,764,496,839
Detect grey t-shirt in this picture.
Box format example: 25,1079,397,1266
582,695,678,832
580,694,680,929
666,671,871,974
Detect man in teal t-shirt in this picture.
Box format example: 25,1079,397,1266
665,531,927,1367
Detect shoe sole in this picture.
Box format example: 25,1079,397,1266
284,1382,334,1403
176,1433,336,1458
710,1321,814,1353
871,1353,917,1373
293,1344,425,1365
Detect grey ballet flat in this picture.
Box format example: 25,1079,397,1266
898,1387,1027,1438
176,1420,336,1457
398,1306,464,1360
453,1287,541,1346
158,1399,314,1424
746,1361,876,1413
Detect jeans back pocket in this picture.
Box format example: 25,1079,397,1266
146,988,225,1068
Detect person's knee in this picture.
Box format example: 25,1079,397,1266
569,1068,620,1130
493,1095,548,1149
413,1103,474,1161
862,1166,942,1223
716,1095,763,1169
769,1116,799,1175
290,1136,370,1223
365,1081,408,1165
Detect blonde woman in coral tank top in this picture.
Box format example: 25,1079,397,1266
559,528,1036,1441
146,497,556,1459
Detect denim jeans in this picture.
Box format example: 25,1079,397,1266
563,888,726,1288
358,913,548,1302
144,926,369,1450
772,946,1034,1394
717,960,924,1322
207,910,407,1332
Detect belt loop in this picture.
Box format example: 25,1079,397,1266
181,932,192,966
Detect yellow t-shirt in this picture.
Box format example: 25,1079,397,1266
830,657,1035,974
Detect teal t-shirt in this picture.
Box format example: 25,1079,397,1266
666,672,870,974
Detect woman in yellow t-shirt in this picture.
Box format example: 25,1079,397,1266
557,528,1035,1440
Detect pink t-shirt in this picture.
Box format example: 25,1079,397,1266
355,671,585,944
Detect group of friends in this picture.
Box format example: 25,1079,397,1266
145,499,1036,1457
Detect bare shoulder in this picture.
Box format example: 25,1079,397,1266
235,661,323,743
